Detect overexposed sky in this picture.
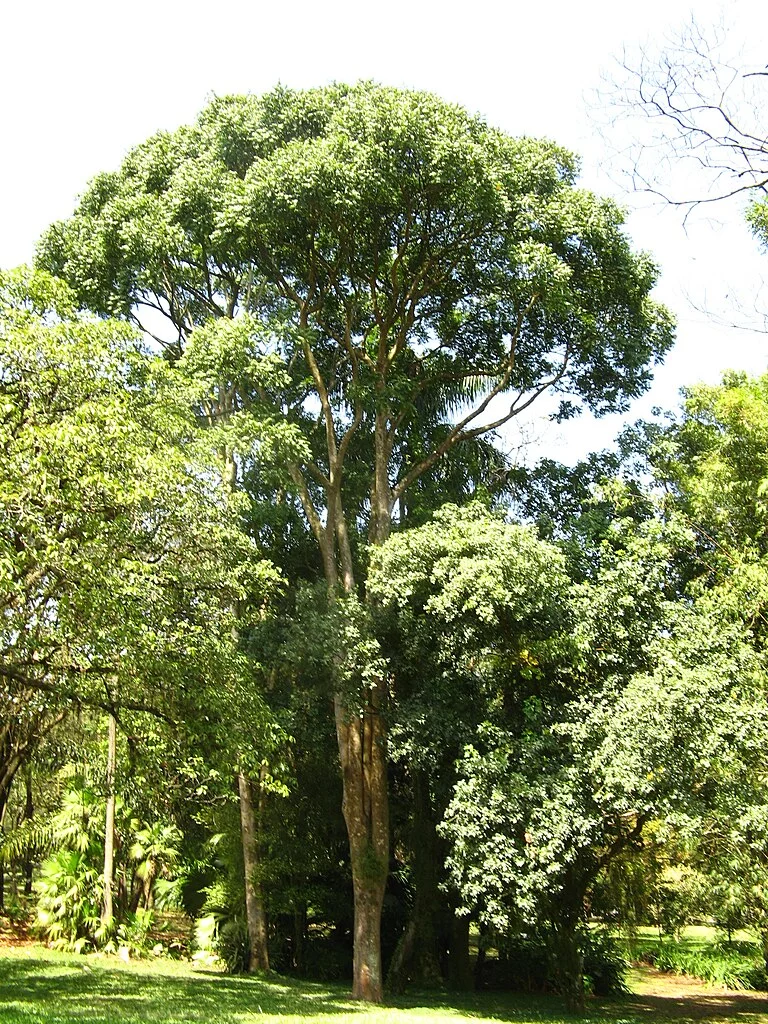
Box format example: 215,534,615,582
3,0,768,462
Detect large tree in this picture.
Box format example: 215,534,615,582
38,83,674,1001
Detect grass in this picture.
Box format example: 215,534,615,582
618,927,767,991
0,946,571,1024
2,945,768,1024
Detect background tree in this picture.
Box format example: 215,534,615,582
0,265,281,939
605,18,768,212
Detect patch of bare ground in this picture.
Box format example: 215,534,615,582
617,965,768,1021
0,919,32,948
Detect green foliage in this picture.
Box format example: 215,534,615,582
639,938,768,990
479,928,627,997
25,769,186,955
581,930,630,996
193,871,253,974
39,83,674,552
35,847,103,952
649,371,768,560
0,267,278,743
33,782,104,952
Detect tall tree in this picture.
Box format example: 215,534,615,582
38,83,674,1000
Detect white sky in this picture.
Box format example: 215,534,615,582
3,0,768,464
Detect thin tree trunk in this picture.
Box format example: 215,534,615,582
238,771,270,972
293,902,307,973
102,714,117,926
0,778,8,911
23,770,33,896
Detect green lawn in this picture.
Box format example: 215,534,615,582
1,945,767,1024
621,925,758,950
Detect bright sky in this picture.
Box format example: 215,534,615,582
3,0,767,464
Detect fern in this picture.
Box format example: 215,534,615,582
0,816,55,865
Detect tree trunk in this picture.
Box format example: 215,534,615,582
551,870,587,1012
351,862,387,1002
553,922,584,1012
23,770,33,896
238,771,270,972
474,923,489,989
387,769,443,993
293,903,306,973
0,777,9,911
335,691,389,1002
102,714,117,927
445,912,473,991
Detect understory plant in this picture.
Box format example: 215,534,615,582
23,776,182,954
639,938,768,990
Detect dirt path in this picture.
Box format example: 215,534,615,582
620,966,768,1021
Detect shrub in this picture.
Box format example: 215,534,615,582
582,929,630,996
193,879,250,973
478,928,628,996
34,848,102,953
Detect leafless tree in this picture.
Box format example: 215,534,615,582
600,17,768,214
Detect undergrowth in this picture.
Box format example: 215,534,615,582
636,939,767,990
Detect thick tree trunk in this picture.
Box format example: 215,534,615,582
551,870,586,1012
238,771,270,972
296,376,392,1002
387,769,443,993
102,714,117,926
553,923,584,1012
352,875,387,1000
445,912,473,991
335,691,389,1002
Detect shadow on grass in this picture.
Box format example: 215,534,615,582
0,956,358,1023
613,990,768,1024
0,955,601,1024
2,954,767,1024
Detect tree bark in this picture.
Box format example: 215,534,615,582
23,770,33,896
335,691,389,1002
445,912,473,991
387,769,443,993
238,771,270,972
293,902,307,973
102,714,117,927
760,927,768,975
551,869,586,1012
0,777,8,911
